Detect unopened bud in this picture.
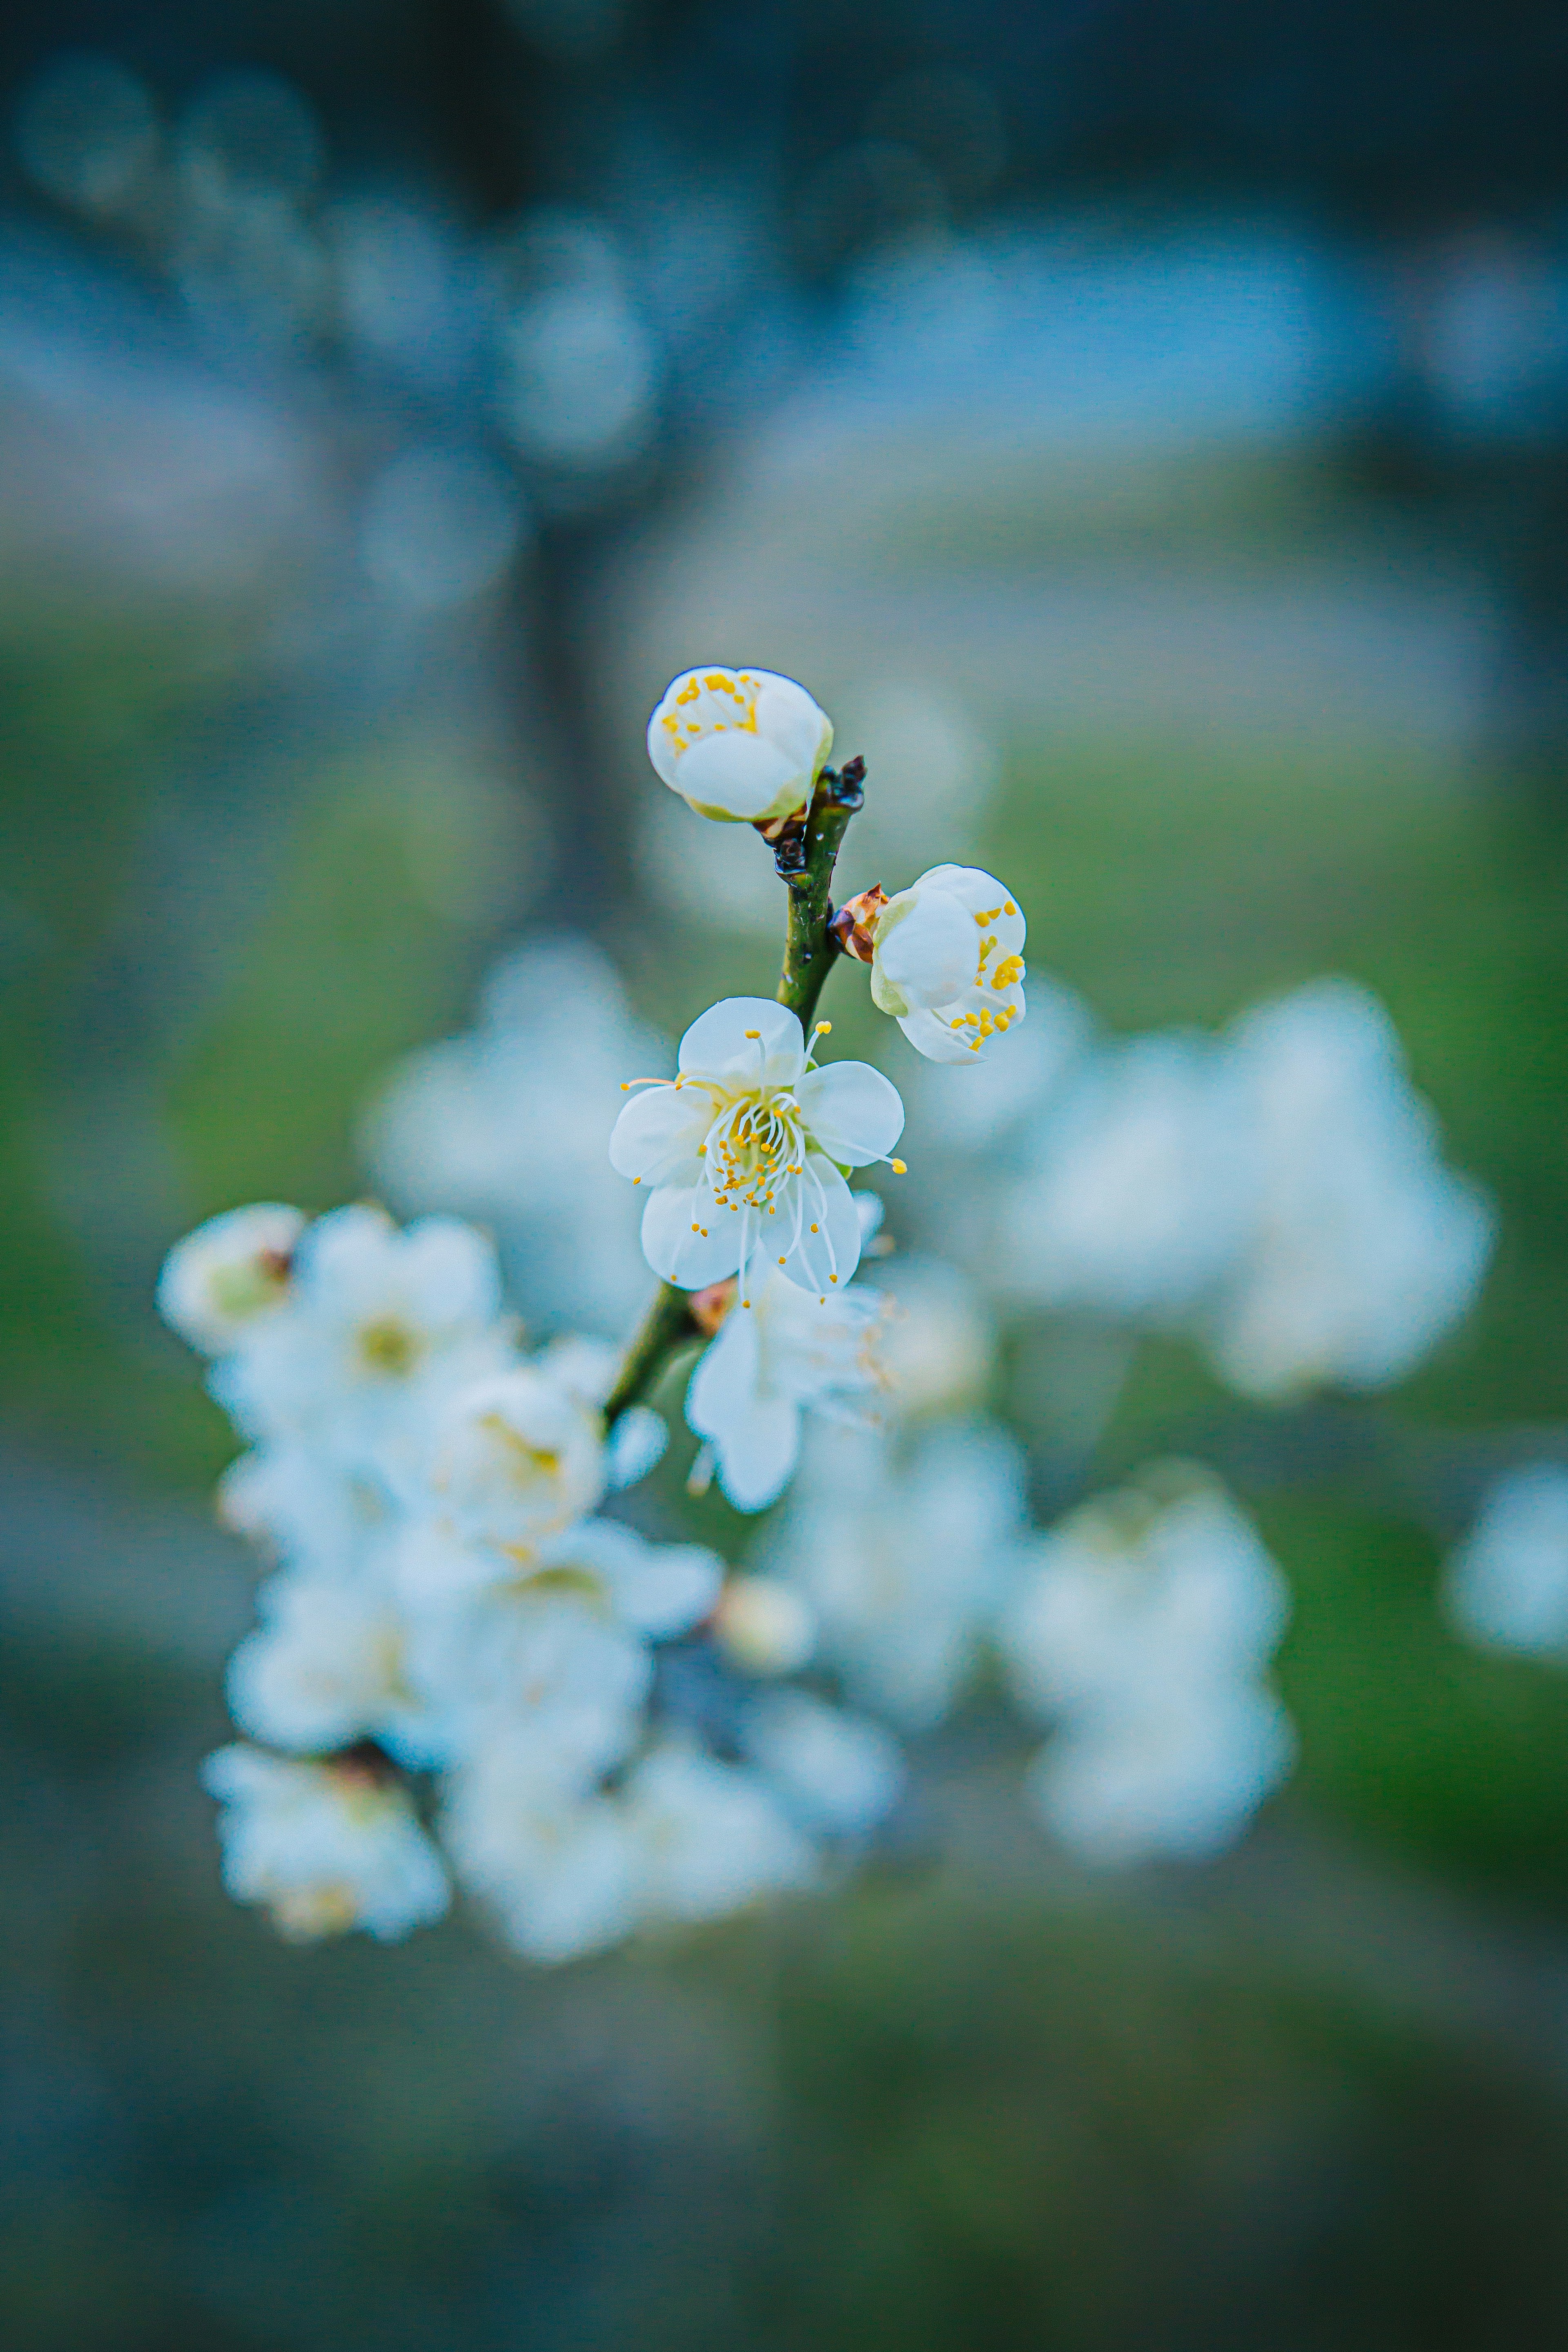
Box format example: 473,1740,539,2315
689,1277,737,1336
829,883,888,966
713,1574,817,1676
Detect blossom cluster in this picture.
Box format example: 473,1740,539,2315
155,658,1494,1964
159,1200,904,1955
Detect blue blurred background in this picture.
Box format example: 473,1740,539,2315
8,2,1568,2345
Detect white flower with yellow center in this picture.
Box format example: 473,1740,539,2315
647,665,833,823
201,1745,450,1942
609,997,905,1297
422,1365,607,1555
868,864,1027,1064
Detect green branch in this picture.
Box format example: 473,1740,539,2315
603,1280,698,1428
774,756,864,1031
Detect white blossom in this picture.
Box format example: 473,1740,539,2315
1442,1463,1568,1656
686,1264,886,1512
157,1203,304,1354
202,1745,450,1942
620,1742,815,1921
1003,1035,1256,1319
869,864,1027,1064
740,1688,904,1837
442,1731,639,1962
225,1572,446,1768
762,1420,1027,1728
610,996,904,1295
406,1581,650,1782
647,665,833,823
419,1363,606,1554
1199,980,1495,1399
218,1446,397,1583
210,1205,512,1475
998,1465,1296,1864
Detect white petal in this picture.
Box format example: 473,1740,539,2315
688,1315,804,1512
897,1006,993,1064
778,1158,863,1294
873,889,976,1011
609,1084,711,1182
678,997,804,1087
641,1184,743,1287
797,1060,905,1165
751,669,833,777
674,730,800,820
915,863,1027,953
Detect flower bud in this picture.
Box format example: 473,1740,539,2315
867,864,1027,1064
157,1203,304,1354
648,666,833,823
713,1574,817,1676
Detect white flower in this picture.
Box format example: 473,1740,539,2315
869,865,1026,1064
1199,981,1494,1399
421,1364,606,1554
157,1203,304,1355
740,1689,904,1838
201,1745,450,1942
998,1465,1296,1865
218,1446,398,1583
762,1420,1026,1728
686,1263,886,1512
712,1574,817,1675
1442,1463,1568,1656
872,1254,994,1420
621,1743,815,1922
210,1206,511,1473
225,1572,446,1767
647,665,833,823
610,996,904,1296
405,1583,650,1783
1025,1686,1296,1865
1003,1036,1256,1319
442,1731,639,1962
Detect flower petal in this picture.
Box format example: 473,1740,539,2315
678,997,804,1088
687,1314,805,1512
609,1084,712,1183
797,1060,905,1165
896,1007,990,1064
873,888,976,1012
641,1184,743,1287
915,864,1026,954
778,1157,863,1294
673,731,799,821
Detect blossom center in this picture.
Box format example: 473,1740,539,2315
708,1085,806,1212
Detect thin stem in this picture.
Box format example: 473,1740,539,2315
775,756,864,1031
603,1281,698,1426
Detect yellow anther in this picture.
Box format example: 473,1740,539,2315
1004,901,1017,916
890,1158,907,1174
777,1256,786,1266
744,1028,760,1038
810,1223,819,1233
815,1021,831,1034
829,1274,838,1284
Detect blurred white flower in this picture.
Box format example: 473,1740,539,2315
226,1572,445,1767
712,1574,817,1675
420,1363,606,1552
442,1736,638,1962
365,937,662,1338
209,1205,512,1475
406,1584,650,1784
739,1688,904,1837
647,666,833,824
1003,1036,1255,1319
872,1253,994,1418
218,1445,397,1584
1199,980,1495,1399
764,1420,1026,1728
1442,1462,1568,1655
156,1202,304,1354
611,996,904,1295
999,1464,1296,1864
202,1745,450,1942
869,864,1027,1065
620,1743,815,1922
686,1265,886,1512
